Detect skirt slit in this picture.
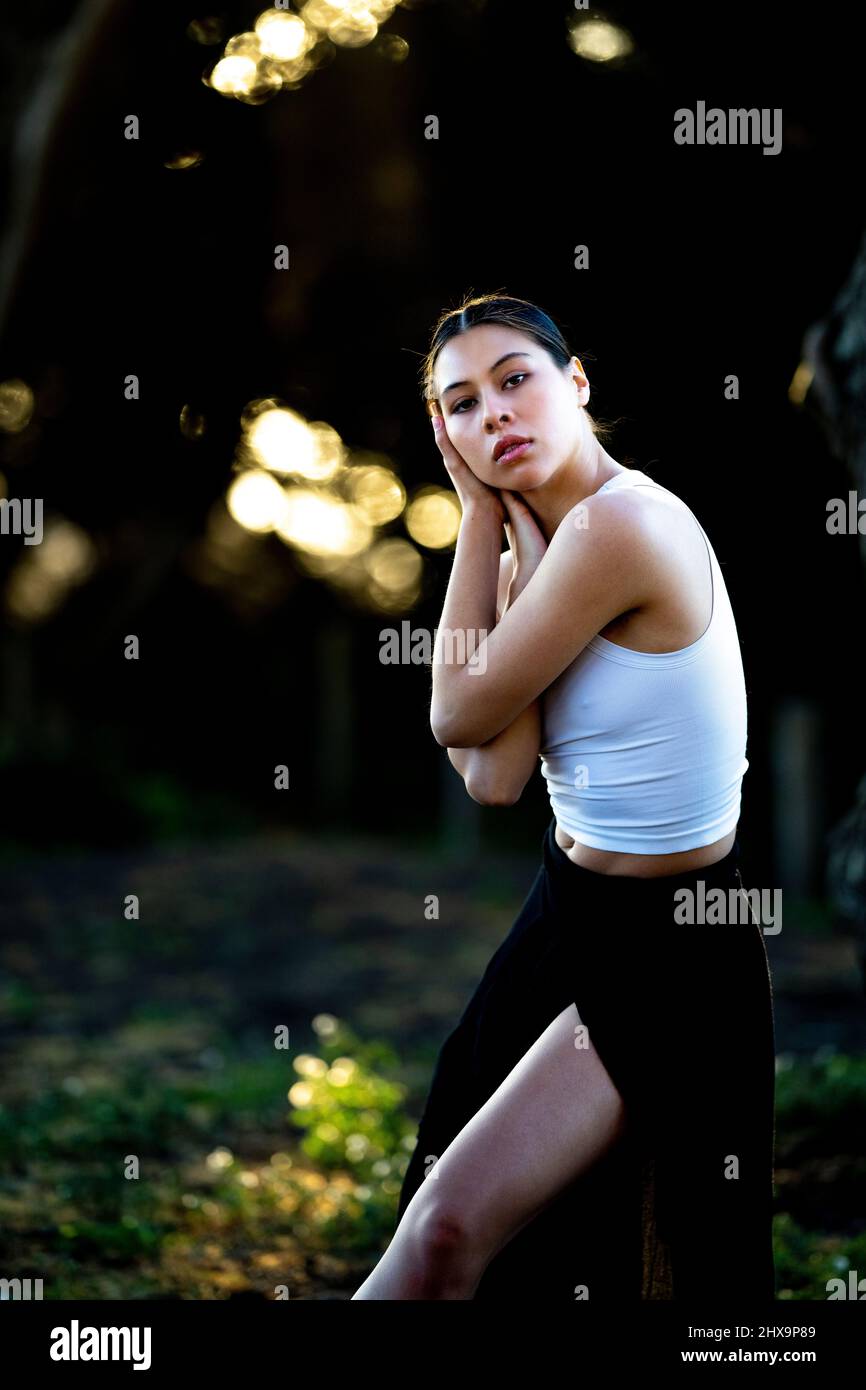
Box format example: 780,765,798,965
396,816,777,1302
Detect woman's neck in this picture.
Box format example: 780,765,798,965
522,444,629,544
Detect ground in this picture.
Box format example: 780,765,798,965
1,826,864,1299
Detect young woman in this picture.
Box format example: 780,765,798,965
352,292,776,1302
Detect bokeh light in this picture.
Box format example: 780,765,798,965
362,536,423,610
226,469,291,533
567,18,635,63
274,488,373,558
244,404,319,478
788,361,814,406
209,54,260,96
223,392,427,610
255,10,312,61
404,486,461,548
346,460,406,524
0,379,35,433
179,404,206,439
294,1055,328,1078
3,518,98,625
205,3,406,102
163,151,204,170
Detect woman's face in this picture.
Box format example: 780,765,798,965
431,323,590,491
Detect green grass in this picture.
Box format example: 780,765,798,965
0,1012,414,1298
1,1022,863,1298
772,1050,866,1297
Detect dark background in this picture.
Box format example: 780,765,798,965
1,0,863,889
1,0,865,1306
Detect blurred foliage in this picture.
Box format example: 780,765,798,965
1,824,863,1299
0,755,260,859
0,1013,413,1298
772,1050,866,1297
0,1014,863,1297
776,1050,866,1135
774,1213,866,1300
127,771,260,843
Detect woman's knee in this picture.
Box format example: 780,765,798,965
408,1194,487,1298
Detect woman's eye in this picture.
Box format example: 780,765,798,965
452,373,527,414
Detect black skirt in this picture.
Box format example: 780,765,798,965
396,816,777,1301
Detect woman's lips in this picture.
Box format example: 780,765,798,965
496,440,532,463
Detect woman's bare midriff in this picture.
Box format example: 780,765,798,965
554,822,737,879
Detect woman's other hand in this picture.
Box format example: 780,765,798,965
501,490,548,610
431,413,505,524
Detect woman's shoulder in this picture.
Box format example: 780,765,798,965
596,470,697,535
604,477,714,605
578,474,709,604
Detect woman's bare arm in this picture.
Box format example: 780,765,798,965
447,701,541,806
446,551,542,806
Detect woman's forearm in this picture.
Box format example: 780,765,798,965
447,697,542,806
430,505,501,742
439,514,544,804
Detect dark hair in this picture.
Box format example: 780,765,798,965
418,287,620,446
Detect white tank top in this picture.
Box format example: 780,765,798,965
538,469,749,853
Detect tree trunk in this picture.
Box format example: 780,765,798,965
802,226,866,981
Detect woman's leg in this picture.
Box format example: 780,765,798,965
394,861,551,1228
351,1000,628,1299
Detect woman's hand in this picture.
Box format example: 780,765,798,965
431,414,505,524
501,490,548,611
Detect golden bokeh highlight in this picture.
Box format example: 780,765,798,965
225,30,265,59
294,1055,328,1078
374,33,409,63
206,3,407,102
364,536,422,589
405,486,461,549
362,536,423,610
289,1081,314,1107
303,0,377,47
313,1013,339,1037
293,547,360,579
216,391,449,611
206,1148,234,1172
226,469,291,532
255,9,312,60
36,523,95,583
567,18,635,63
245,404,318,477
303,422,348,483
0,379,35,433
788,361,814,406
209,54,260,97
163,151,204,170
3,517,98,625
326,1058,356,1086
179,404,206,439
205,11,317,101
346,461,406,524
314,1123,342,1143
274,488,373,558
243,404,345,482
